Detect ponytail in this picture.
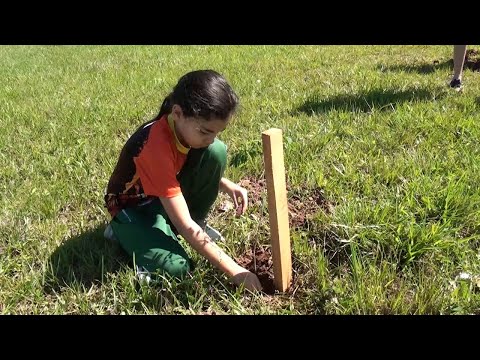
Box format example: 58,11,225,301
155,93,173,119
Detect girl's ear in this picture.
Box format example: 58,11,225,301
171,104,183,120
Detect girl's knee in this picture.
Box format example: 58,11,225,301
166,256,191,279
205,139,227,168
139,249,191,279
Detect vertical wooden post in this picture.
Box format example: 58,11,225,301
262,128,292,292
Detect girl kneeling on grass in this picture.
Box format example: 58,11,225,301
104,69,262,292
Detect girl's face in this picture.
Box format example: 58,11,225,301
172,105,230,149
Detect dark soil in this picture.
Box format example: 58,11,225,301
236,245,276,294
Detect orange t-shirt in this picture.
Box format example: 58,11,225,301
105,115,189,216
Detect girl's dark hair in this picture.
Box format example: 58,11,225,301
156,70,239,121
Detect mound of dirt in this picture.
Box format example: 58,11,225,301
238,176,334,231
238,177,266,208
232,177,335,295
465,49,480,71
288,188,334,230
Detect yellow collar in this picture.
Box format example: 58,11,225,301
167,114,190,155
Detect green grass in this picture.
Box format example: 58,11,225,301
1,45,479,314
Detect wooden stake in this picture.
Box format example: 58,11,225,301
262,128,292,292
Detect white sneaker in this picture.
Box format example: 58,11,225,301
196,219,224,242
135,265,152,285
205,224,224,242
103,223,118,243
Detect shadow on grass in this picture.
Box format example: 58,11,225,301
294,87,444,115
44,224,128,294
229,141,262,168
43,224,201,311
376,59,453,74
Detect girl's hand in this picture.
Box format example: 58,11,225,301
220,178,248,216
230,268,263,292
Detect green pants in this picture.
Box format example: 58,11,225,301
109,139,227,278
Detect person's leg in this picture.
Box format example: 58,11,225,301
177,138,227,225
450,45,467,90
109,199,191,278
452,45,467,81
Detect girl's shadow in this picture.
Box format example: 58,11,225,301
44,224,128,294
375,59,453,74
